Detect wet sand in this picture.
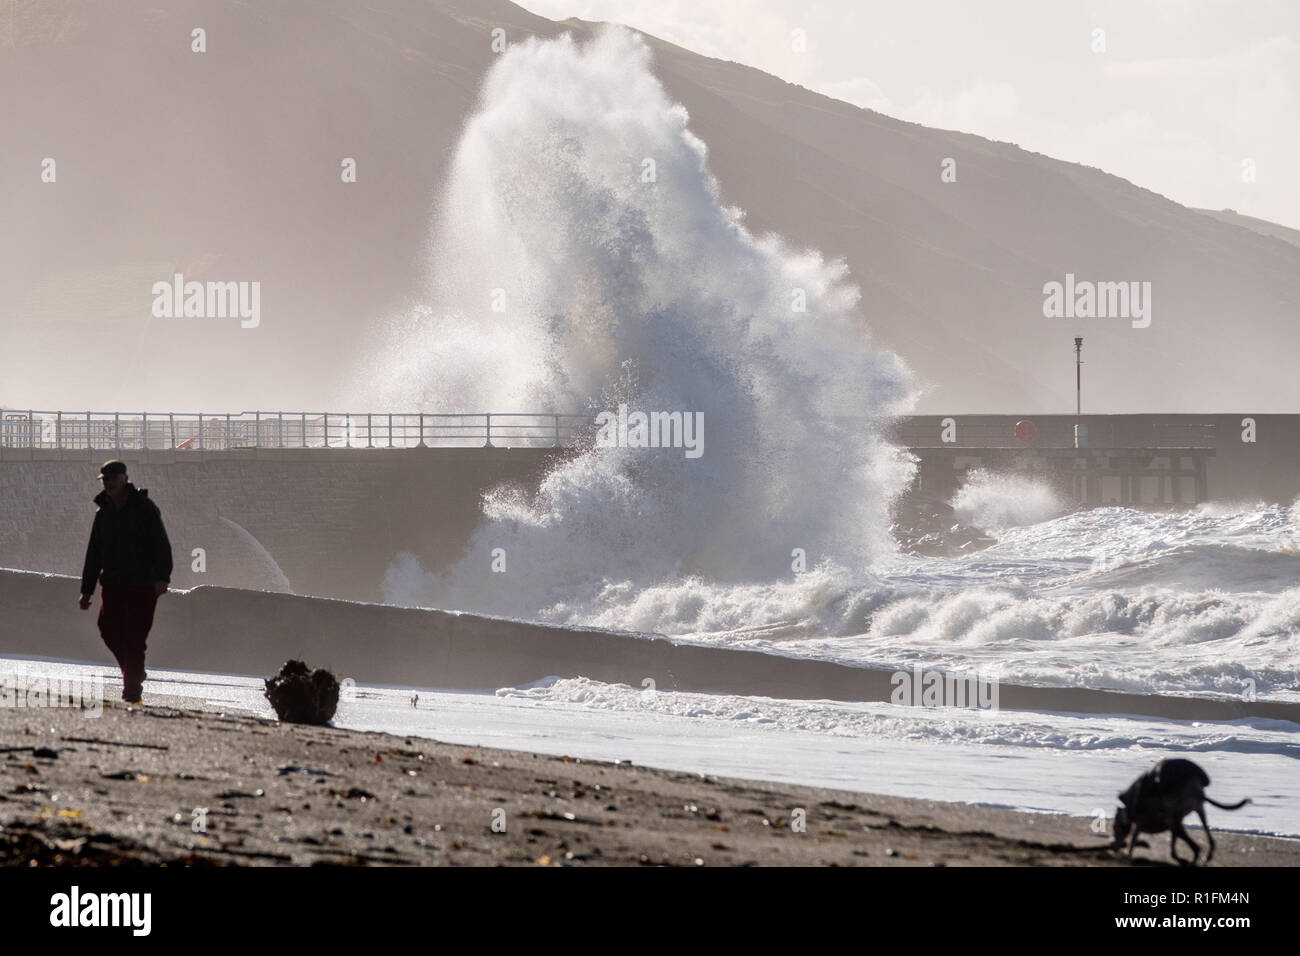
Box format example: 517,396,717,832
3,701,1296,867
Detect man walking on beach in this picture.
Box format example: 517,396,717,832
79,461,173,704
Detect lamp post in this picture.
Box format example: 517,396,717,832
1074,336,1083,415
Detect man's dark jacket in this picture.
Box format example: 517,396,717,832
80,483,174,595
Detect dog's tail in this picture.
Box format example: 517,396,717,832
1206,796,1252,811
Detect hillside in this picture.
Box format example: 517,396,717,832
2,0,1297,413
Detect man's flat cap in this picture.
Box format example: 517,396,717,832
98,460,127,477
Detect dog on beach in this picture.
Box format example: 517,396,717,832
1112,758,1251,865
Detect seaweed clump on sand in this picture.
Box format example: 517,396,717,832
264,660,340,725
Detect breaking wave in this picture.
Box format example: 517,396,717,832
951,470,1067,532
358,27,915,621
349,32,1299,704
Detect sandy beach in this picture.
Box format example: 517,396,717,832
4,700,1296,867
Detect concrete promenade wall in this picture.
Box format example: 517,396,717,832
1,415,1298,603
2,569,1295,723
0,448,564,603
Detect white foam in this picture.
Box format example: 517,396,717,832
951,469,1067,531
353,27,915,619
345,31,1299,710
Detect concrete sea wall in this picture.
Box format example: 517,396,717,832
2,569,1295,723
2,415,1298,603
0,448,563,603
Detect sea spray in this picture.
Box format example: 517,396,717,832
357,28,916,624
951,470,1067,532
352,28,1300,705
219,517,294,593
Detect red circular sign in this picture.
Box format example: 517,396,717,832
1014,419,1036,442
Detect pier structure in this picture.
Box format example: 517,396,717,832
1,408,1292,507
0,408,1294,603
892,417,1216,507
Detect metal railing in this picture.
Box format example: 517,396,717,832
1,409,1227,453
0,410,591,451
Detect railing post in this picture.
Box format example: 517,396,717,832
232,412,237,450
553,414,561,447
367,413,373,448
199,414,204,451
484,413,493,448
28,409,34,449
419,414,425,448
56,411,62,451
114,412,120,450
301,412,307,448
388,413,393,448
142,412,148,451
169,413,175,449
86,411,91,451
278,412,284,448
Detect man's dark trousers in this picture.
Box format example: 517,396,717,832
98,585,158,701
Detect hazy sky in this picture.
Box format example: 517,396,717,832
520,0,1300,229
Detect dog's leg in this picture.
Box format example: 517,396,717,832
1127,827,1141,859
1196,807,1215,864
1169,830,1184,865
1172,821,1200,866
